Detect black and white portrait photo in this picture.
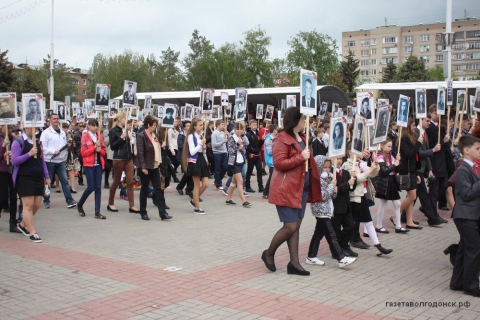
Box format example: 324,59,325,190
158,105,164,118
0,92,17,125
225,103,232,118
109,99,119,118
221,92,229,107
55,102,67,122
201,89,214,113
265,105,274,122
473,87,480,112
123,80,137,107
319,102,327,119
235,98,245,121
211,105,220,120
46,109,53,119
396,95,410,127
357,92,374,126
193,107,201,119
256,104,264,120
180,107,186,121
76,107,85,123
457,90,466,114
144,95,152,110
22,93,44,127
367,126,377,152
162,104,176,127
347,105,353,124
437,86,446,115
286,95,296,108
332,103,339,117
185,103,193,121
373,106,390,145
95,84,110,110
129,106,138,120
415,88,427,118
351,116,365,157
85,99,96,118
470,95,476,118
300,69,317,116
328,117,346,158
377,99,389,107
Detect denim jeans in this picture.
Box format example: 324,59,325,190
44,161,74,204
213,153,228,188
78,165,102,212
226,163,246,189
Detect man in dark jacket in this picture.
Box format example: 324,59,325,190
176,121,194,197
245,120,264,193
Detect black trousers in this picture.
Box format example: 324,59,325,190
104,159,113,185
138,168,167,215
429,176,449,216
331,212,355,249
308,217,345,261
262,167,274,196
450,218,480,291
246,156,263,189
77,157,84,183
416,174,440,222
0,172,17,222
177,171,193,193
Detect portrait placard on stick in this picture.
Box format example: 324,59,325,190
46,109,53,119
235,98,245,121
0,92,17,125
144,95,152,110
162,104,176,127
95,84,110,111
200,88,214,114
22,93,44,128
332,103,339,117
373,106,390,145
470,95,475,119
184,103,193,121
286,95,296,108
328,117,347,159
437,86,446,115
265,105,274,122
180,106,186,121
319,102,327,119
76,107,85,123
108,99,119,118
123,80,137,107
129,106,138,120
256,104,264,120
396,95,410,128
457,90,467,114
211,105,221,120
346,105,353,124
54,101,67,122
225,103,232,118
221,92,229,107
357,92,374,126
351,116,366,157
415,88,427,118
473,87,480,112
193,106,201,119
377,99,389,107
446,78,453,106
278,110,283,128
157,105,164,118
300,69,317,116
85,99,95,119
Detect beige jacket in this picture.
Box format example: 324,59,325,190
342,158,380,203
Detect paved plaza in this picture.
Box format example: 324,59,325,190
0,177,478,320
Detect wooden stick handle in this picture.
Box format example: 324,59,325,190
305,116,310,172
332,157,337,182
397,127,402,156
438,115,442,145
33,127,37,159
4,126,9,165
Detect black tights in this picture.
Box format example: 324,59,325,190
265,219,304,271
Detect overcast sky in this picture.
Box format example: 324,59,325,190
1,0,479,71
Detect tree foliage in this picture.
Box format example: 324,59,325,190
427,65,445,81
337,49,359,99
0,50,15,92
381,60,397,83
394,55,428,82
37,56,77,105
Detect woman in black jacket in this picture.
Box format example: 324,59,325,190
107,112,139,213
399,119,422,230
136,115,172,221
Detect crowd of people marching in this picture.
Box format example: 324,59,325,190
1,102,480,297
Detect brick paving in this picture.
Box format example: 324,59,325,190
0,177,478,319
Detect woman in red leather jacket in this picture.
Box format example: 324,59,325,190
261,107,322,276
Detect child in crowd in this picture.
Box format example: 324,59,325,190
262,124,277,199
312,128,327,156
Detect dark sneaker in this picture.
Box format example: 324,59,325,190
258,186,265,192
189,200,195,207
17,224,29,236
194,209,206,215
245,187,255,193
243,201,252,208
29,234,43,243
43,201,50,209
226,200,236,205
67,201,77,208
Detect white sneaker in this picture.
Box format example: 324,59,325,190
217,187,224,191
338,256,356,268
305,257,325,266
221,189,229,196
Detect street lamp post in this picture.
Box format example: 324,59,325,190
49,0,54,109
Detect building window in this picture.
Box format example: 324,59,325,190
361,40,370,47
382,47,397,54
346,41,355,47
466,52,480,60
74,79,79,85
466,63,480,70
371,59,377,65
360,59,370,66
420,34,430,42
361,49,369,56
371,69,377,76
455,31,465,39
82,79,87,85
370,39,377,45
435,55,444,61
454,65,463,71
466,30,480,38
381,57,398,64
382,37,397,44
452,42,464,50
82,90,87,95
468,42,480,49
350,50,355,56
404,36,414,43
422,56,429,63
370,48,377,55
405,46,413,53
420,45,430,53
453,53,464,60
436,44,444,51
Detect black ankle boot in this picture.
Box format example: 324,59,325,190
141,213,150,220
9,220,22,233
160,212,172,220
287,262,310,276
375,244,393,255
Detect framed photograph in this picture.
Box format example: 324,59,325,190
22,94,44,128
46,109,53,120
85,99,96,119
351,116,366,157
123,80,137,107
346,105,354,124
357,91,374,126
415,88,427,118
95,84,110,110
162,104,176,127
143,108,153,118
144,95,152,110
437,86,446,115
180,106,186,121
396,95,410,127
278,110,283,128
0,92,17,125
286,95,296,108
16,101,22,119
235,87,246,101
265,105,274,122
235,98,245,121
470,95,476,119
158,105,164,118
193,106,201,119
65,96,71,107
457,90,466,114
328,117,347,159
332,103,339,117
221,92,229,107
129,106,138,120
224,103,232,118
281,99,286,111
184,103,193,121
318,102,327,119
76,107,85,123
108,99,119,118
200,88,214,114
256,104,264,120
373,106,390,145
300,69,317,116
377,99,389,107
72,102,80,111
447,78,453,106
54,102,67,122
367,126,377,152
211,105,220,120
473,87,480,112
66,104,71,121
216,105,223,119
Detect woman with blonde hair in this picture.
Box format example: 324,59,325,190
107,112,139,213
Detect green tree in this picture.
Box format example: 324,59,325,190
239,26,273,88
0,50,15,92
338,49,359,99
427,65,445,81
213,42,244,89
394,55,428,82
14,66,41,97
381,60,397,83
285,30,339,85
182,30,216,90
158,47,183,91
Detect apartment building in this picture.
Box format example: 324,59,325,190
342,18,480,82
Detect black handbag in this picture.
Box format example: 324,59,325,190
395,159,410,190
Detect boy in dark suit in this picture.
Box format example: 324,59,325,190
312,128,328,156
450,135,480,297
331,157,357,257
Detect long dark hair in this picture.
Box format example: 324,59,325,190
181,118,203,171
280,107,303,138
400,118,416,144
